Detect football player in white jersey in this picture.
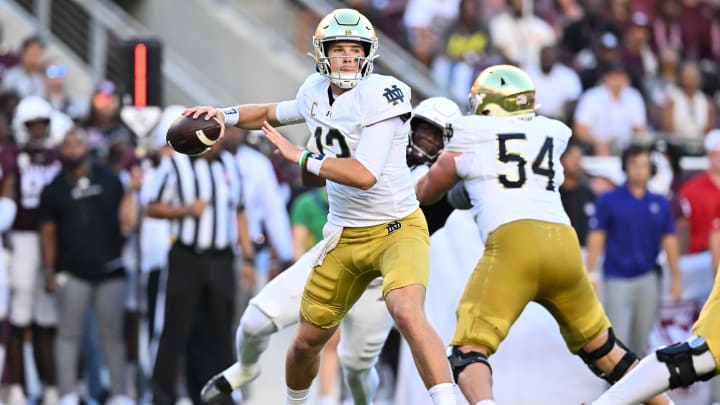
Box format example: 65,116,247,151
199,96,462,405
415,64,674,405
185,9,457,405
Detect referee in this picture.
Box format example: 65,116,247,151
144,139,254,405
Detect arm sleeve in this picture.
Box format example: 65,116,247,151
354,117,404,180
275,100,305,125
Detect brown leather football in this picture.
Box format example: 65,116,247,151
165,113,224,155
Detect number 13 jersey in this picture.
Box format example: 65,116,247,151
446,114,572,242
295,73,416,227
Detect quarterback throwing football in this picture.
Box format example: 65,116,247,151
185,9,457,405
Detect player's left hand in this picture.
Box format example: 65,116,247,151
262,121,302,164
670,275,682,303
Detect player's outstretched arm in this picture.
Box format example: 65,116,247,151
415,151,460,205
183,103,283,131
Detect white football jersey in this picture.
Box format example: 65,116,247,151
446,114,572,242
296,73,417,227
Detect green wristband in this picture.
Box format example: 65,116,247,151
298,150,310,169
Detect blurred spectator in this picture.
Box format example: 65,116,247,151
403,0,461,66
145,139,254,405
534,0,584,37
432,0,496,105
559,142,595,247
586,145,682,356
44,62,86,122
660,61,715,139
650,0,682,52
0,119,16,382
578,32,623,90
3,35,46,98
524,45,582,122
645,47,681,127
620,12,658,90
677,130,720,255
562,0,621,59
6,96,61,405
39,128,138,405
84,81,132,165
488,0,556,66
677,0,719,62
574,62,648,155
608,0,635,33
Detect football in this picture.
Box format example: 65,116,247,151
165,113,224,155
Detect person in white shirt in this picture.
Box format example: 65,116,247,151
573,63,648,155
524,45,582,122
489,0,556,67
3,36,46,98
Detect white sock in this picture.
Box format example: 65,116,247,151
591,356,675,405
474,401,496,405
593,337,717,405
285,387,310,405
345,367,379,405
429,382,456,405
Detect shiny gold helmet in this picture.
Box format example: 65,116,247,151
468,64,536,116
312,8,378,89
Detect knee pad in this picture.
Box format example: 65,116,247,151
239,305,277,338
656,336,716,389
447,346,492,382
577,328,638,384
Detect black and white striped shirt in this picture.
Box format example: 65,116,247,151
142,150,244,253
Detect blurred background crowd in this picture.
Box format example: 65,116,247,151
0,0,720,404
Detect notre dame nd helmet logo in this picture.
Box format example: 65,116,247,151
383,85,404,105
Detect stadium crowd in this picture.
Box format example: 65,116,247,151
0,0,719,404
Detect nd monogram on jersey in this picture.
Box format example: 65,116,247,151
296,73,417,227
446,114,572,242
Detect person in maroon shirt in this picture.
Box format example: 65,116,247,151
5,96,61,405
0,137,17,384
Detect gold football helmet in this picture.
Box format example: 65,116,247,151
312,8,378,89
468,64,536,117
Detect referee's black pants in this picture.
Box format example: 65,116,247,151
152,244,236,405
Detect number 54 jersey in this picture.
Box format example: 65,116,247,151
446,114,572,242
296,73,416,227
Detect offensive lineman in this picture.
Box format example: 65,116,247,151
186,9,458,405
200,97,463,404
415,64,674,405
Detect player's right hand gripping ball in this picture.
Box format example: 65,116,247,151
166,113,224,156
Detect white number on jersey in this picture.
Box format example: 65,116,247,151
497,133,556,191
